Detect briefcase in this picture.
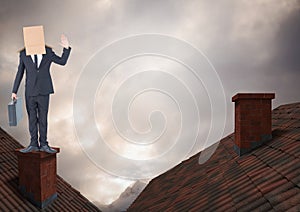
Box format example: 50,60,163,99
8,98,23,126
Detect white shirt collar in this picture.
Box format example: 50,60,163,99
30,54,43,68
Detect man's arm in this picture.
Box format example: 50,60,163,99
12,53,25,99
51,34,71,65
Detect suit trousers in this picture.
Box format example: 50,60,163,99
25,94,50,147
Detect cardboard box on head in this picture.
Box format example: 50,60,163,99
23,25,46,55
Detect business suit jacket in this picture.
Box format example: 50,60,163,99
12,46,71,96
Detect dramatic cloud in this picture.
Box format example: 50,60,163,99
1,0,299,210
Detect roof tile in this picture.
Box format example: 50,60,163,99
0,127,100,211
129,102,300,211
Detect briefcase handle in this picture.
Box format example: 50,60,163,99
12,98,18,104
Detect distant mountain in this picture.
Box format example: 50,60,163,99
95,180,148,212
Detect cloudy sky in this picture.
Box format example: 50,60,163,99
1,0,300,211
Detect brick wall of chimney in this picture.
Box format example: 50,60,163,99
232,93,275,156
15,148,60,209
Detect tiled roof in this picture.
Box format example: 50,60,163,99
128,102,300,211
0,127,101,211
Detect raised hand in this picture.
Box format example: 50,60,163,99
60,34,69,48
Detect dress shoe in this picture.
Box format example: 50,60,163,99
40,145,57,153
20,146,39,153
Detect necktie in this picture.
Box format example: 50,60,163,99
34,54,38,69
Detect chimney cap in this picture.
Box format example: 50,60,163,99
232,93,275,102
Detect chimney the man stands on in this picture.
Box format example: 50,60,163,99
15,148,60,208
232,93,275,156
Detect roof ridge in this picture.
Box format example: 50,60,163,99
274,102,300,109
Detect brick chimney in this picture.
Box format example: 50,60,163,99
232,93,275,156
15,148,60,208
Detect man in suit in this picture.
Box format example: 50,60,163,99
12,28,71,153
